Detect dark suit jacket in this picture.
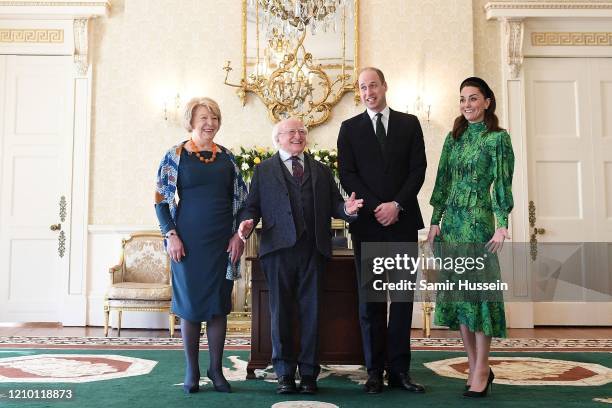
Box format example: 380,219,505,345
240,152,354,258
337,109,426,240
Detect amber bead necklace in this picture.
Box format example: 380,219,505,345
189,139,217,164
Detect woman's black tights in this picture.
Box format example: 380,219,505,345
181,315,228,389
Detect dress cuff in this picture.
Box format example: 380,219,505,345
430,207,444,226
496,212,509,229
343,204,358,221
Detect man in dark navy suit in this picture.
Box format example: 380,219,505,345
239,117,363,395
337,67,427,394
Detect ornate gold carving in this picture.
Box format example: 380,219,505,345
528,200,546,261
227,311,252,333
531,32,612,46
505,19,524,79
59,196,67,222
0,29,63,43
529,200,537,261
528,200,536,228
224,0,358,128
58,230,66,258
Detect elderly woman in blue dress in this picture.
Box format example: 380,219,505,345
155,97,247,394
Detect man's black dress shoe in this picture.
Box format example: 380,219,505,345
277,376,297,394
299,376,318,394
364,372,384,394
388,372,426,393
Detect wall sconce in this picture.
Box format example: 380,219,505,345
407,95,432,128
163,93,182,125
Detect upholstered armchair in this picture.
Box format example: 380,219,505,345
104,232,175,337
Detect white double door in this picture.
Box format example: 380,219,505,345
524,57,612,325
0,55,75,322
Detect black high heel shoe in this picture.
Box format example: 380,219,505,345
183,383,199,394
183,368,200,394
207,369,232,393
463,369,494,398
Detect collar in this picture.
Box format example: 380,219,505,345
467,121,487,132
366,106,390,121
278,149,305,163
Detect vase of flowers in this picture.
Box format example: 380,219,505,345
233,145,339,182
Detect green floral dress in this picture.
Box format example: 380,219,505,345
430,121,514,338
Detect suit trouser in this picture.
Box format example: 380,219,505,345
352,231,417,374
260,234,325,378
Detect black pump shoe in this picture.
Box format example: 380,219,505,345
207,369,232,393
183,381,199,394
183,369,200,394
463,369,494,398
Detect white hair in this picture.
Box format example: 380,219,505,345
271,117,308,149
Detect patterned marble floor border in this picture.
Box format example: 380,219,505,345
0,336,610,351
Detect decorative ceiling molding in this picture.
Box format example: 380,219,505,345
486,1,612,10
485,2,612,19
0,0,109,19
0,1,106,4
0,1,109,74
485,2,612,77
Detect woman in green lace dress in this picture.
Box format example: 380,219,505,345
427,77,514,398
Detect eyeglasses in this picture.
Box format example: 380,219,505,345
279,129,307,136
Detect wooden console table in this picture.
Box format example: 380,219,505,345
246,251,364,379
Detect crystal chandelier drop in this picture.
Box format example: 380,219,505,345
257,0,346,31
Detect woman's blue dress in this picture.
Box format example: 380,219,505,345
171,149,234,323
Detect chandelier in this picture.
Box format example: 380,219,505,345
223,0,357,128
259,0,346,33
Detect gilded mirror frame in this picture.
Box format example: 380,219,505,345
224,0,359,128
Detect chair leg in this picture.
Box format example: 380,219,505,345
104,306,110,337
117,310,122,337
169,313,175,338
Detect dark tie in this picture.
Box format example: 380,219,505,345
375,112,386,149
291,156,304,183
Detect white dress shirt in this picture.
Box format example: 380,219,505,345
366,105,390,135
278,149,304,175
365,106,403,212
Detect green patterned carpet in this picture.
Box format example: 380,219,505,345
0,349,610,408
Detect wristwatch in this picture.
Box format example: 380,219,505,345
393,201,404,211
165,231,177,239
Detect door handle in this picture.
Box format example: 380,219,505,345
50,223,61,231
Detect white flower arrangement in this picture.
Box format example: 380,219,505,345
233,145,339,181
